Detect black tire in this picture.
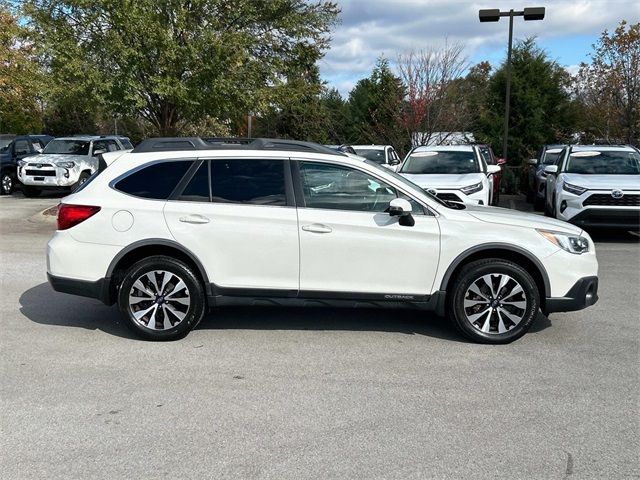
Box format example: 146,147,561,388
543,195,553,217
492,189,500,206
448,259,540,344
1,172,13,195
117,255,206,341
22,185,41,198
72,171,91,192
533,194,544,211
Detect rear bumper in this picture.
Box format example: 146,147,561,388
544,276,599,314
47,273,112,305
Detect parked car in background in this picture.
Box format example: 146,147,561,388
47,136,598,344
477,144,506,206
17,135,132,197
352,145,402,169
544,145,640,229
398,145,500,205
0,134,53,195
527,144,566,210
325,144,357,155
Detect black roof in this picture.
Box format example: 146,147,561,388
132,137,344,156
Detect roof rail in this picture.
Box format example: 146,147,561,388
131,137,344,155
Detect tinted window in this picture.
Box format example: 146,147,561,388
300,162,398,213
179,161,210,202
211,159,286,206
119,138,134,149
353,149,386,164
400,151,479,174
115,161,193,199
542,150,561,165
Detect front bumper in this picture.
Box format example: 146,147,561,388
544,276,599,314
568,209,640,229
18,165,79,187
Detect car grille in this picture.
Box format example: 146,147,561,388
436,192,462,202
583,194,640,207
27,163,53,167
25,170,56,177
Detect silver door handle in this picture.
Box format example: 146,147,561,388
302,223,332,234
179,214,210,224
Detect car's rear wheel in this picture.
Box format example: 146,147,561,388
449,259,540,344
117,256,206,341
1,172,13,195
22,186,41,197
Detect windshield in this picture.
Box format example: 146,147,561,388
566,150,640,175
365,160,454,208
0,138,14,151
399,150,479,174
542,150,562,165
43,140,90,155
354,149,386,164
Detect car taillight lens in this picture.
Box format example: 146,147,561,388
57,204,101,230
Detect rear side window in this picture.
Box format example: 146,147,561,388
179,161,210,202
119,138,134,149
211,159,286,206
115,161,193,199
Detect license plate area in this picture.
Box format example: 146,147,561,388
34,177,45,181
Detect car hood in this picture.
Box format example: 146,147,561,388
464,204,583,235
26,153,88,164
401,173,484,189
563,173,640,190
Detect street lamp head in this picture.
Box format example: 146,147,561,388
523,7,545,20
479,9,500,22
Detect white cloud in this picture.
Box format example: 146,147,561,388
321,0,640,95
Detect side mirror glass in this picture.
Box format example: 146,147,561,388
527,158,538,165
544,165,558,175
487,165,501,175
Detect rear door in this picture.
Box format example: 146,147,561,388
163,158,299,292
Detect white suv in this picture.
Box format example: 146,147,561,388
47,137,599,343
544,145,640,229
398,145,500,205
17,135,132,197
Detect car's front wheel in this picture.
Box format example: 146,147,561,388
118,256,206,341
449,259,540,344
1,172,13,195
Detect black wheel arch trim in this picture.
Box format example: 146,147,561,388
439,243,551,298
105,238,211,295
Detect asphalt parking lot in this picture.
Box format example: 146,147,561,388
1,191,638,479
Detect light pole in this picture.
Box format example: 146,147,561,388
479,7,545,162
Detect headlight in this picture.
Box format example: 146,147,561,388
17,160,27,167
460,182,483,195
562,182,587,195
537,229,589,254
56,161,75,168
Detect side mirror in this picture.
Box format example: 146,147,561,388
544,165,558,175
388,198,415,226
527,158,538,165
93,149,106,156
487,165,501,175
389,158,400,166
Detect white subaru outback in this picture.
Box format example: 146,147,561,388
17,135,132,197
47,138,599,343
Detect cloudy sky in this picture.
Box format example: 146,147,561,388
320,0,640,95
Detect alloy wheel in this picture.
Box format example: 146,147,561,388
1,174,12,194
463,273,527,334
128,270,191,331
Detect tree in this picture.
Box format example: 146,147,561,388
480,38,578,163
319,87,349,144
397,43,469,147
575,21,640,145
0,2,44,133
24,0,339,135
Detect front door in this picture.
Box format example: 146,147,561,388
294,160,441,297
163,158,299,291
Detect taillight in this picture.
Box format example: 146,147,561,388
57,204,101,230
